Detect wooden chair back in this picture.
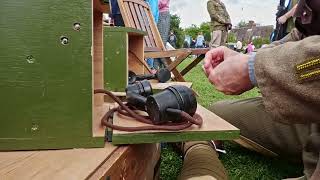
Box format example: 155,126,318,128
117,0,165,51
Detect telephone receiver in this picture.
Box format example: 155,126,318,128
126,80,197,124
128,68,171,84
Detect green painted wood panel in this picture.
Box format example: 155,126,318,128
104,28,128,92
104,27,146,92
111,130,240,145
0,0,104,150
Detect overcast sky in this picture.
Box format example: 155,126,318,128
171,0,281,28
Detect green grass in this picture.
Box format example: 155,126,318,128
160,59,303,180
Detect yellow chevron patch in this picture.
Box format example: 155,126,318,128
296,57,320,83
296,57,320,72
297,69,320,83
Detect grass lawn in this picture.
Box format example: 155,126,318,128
160,59,303,180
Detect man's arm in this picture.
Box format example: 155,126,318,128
207,1,230,24
204,36,320,124
278,4,298,24
255,35,320,124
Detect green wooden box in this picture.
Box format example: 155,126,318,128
104,27,147,92
0,0,105,150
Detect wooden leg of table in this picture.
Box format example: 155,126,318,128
164,57,186,82
168,51,191,71
180,54,205,76
172,68,186,82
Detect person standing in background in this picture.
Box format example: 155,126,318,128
277,0,299,34
145,0,160,23
157,0,171,44
154,0,170,69
278,0,298,34
145,0,159,71
110,0,124,26
195,32,205,48
207,0,232,47
246,42,254,54
168,31,177,48
190,38,196,49
236,40,243,52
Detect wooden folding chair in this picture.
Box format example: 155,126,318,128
117,0,210,81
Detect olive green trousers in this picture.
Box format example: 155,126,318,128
210,97,317,179
179,97,318,180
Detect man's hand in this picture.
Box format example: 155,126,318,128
277,15,288,24
204,47,254,95
227,23,232,30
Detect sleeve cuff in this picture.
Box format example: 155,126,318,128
248,52,258,86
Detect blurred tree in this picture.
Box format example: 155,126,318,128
199,22,211,42
184,22,212,43
184,24,199,39
252,37,270,48
170,14,184,48
237,20,249,28
227,32,237,43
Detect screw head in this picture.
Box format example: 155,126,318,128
60,36,69,45
73,23,81,31
26,55,35,64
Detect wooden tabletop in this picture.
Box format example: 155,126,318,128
0,143,160,180
111,104,240,145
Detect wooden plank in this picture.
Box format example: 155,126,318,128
111,105,240,145
164,56,186,82
145,49,189,58
93,0,110,13
0,144,160,180
124,0,150,8
93,103,114,137
93,9,105,107
189,48,210,55
180,54,205,76
144,49,209,58
145,47,162,52
135,4,152,48
131,4,151,56
104,31,128,92
104,26,147,35
0,144,118,180
88,144,160,180
146,8,165,50
168,51,192,71
128,2,142,30
118,0,133,27
129,35,152,74
140,6,157,48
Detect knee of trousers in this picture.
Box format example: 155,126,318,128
209,100,238,124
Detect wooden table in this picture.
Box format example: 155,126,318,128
0,143,160,180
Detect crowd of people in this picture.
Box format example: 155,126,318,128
109,0,320,179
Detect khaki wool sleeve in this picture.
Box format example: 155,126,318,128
207,1,229,24
255,35,320,124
